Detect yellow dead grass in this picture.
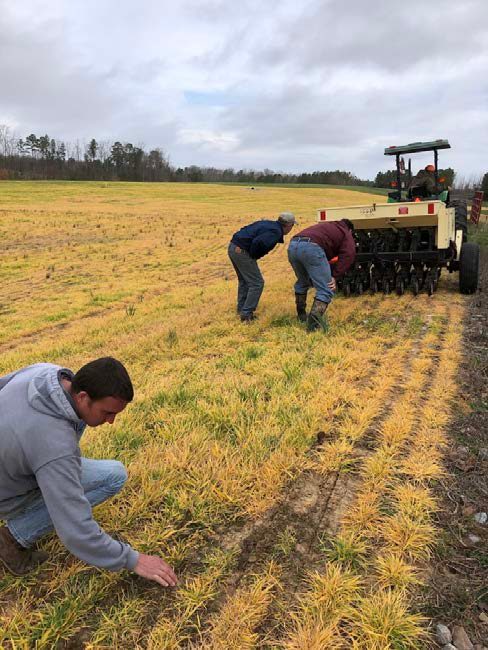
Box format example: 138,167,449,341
285,297,464,647
0,181,465,648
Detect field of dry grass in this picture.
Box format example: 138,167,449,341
0,181,466,648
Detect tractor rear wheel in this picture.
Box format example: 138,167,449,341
448,199,468,243
459,242,480,294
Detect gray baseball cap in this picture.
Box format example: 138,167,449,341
278,211,298,225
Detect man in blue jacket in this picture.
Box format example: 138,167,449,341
228,212,296,321
0,357,177,587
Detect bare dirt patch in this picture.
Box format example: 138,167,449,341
206,459,359,645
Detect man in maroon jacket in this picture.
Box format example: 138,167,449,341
288,219,356,331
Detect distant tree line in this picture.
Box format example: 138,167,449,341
183,167,372,186
0,126,374,185
0,126,171,182
1,125,483,190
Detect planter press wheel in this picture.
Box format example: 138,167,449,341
411,276,419,296
395,278,405,296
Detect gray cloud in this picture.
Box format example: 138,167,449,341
1,0,487,178
0,7,124,135
252,0,488,73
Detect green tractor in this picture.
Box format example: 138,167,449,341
317,140,479,296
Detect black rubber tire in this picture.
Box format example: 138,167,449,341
448,199,468,243
459,242,480,294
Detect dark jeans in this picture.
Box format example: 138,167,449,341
228,243,264,316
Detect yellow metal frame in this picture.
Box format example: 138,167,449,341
317,201,455,250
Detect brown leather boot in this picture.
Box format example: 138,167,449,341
307,298,329,332
295,293,307,322
0,526,49,576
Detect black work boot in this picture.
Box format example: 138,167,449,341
240,312,256,323
0,526,49,576
307,298,329,332
295,293,307,322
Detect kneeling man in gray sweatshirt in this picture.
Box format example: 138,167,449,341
0,357,177,587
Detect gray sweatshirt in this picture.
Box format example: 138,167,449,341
0,363,138,571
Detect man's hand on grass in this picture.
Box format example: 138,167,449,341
328,277,337,291
134,553,178,587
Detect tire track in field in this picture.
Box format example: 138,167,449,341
278,304,454,649
260,325,445,647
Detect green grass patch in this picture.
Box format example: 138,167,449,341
44,311,70,323
406,315,425,337
428,314,448,335
269,314,297,328
468,222,488,248
321,533,367,571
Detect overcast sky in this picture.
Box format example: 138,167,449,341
1,0,487,179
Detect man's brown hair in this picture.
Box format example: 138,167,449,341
72,357,134,402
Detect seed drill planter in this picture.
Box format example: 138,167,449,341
318,140,480,296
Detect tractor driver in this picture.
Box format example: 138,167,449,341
409,164,438,198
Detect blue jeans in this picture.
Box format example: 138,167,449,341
228,243,264,316
6,458,127,548
288,238,334,304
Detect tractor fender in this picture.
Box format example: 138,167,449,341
454,229,463,261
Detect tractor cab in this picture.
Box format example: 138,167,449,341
384,139,451,204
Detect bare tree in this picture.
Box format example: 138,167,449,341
454,174,483,191
74,140,82,162
97,140,112,163
0,125,17,156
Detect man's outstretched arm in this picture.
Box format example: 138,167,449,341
35,456,177,586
